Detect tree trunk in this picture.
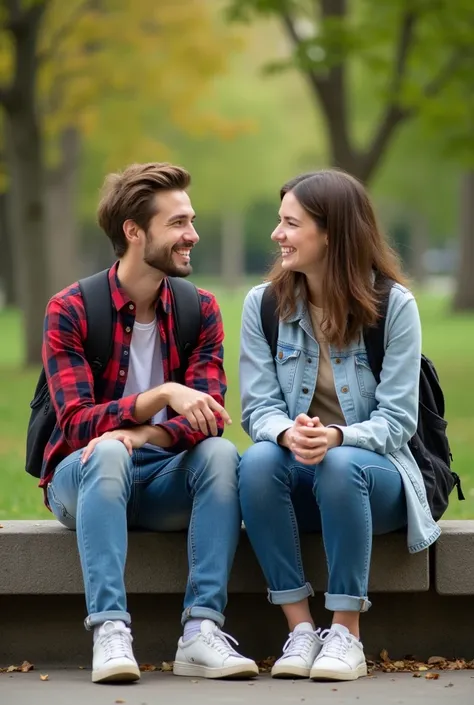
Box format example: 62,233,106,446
45,127,82,296
220,210,244,291
409,214,428,286
1,3,49,365
5,109,49,365
453,170,474,311
0,191,16,306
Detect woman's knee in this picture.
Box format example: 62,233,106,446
313,446,365,499
238,441,290,494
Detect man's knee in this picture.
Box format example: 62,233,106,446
191,437,239,486
82,439,132,495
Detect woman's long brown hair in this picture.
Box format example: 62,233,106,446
267,169,408,349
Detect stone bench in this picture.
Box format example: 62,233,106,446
0,520,472,667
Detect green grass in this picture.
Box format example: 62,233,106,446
1,283,473,519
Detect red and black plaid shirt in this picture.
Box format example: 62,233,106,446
40,262,227,490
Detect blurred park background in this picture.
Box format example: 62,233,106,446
0,0,473,520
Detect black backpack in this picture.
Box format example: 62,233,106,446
260,282,464,521
25,269,202,479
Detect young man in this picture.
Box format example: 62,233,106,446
41,162,258,684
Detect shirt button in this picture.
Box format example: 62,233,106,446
125,326,131,333
129,303,135,310
341,385,349,393
119,370,125,377
123,350,129,356
307,358,312,364
335,358,341,364
278,351,283,359
302,387,309,394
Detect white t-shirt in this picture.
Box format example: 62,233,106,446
122,320,167,448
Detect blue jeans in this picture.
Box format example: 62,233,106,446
238,443,407,613
47,437,240,630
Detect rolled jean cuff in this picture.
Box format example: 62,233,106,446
325,592,372,613
181,606,225,628
267,582,314,605
84,610,131,630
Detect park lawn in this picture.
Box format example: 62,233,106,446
0,284,473,520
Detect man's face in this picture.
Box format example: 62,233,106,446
143,190,199,277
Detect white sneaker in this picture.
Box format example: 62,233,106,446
173,619,259,679
310,624,367,681
92,620,140,683
271,622,323,678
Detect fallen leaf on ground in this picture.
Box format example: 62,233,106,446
40,674,49,681
115,700,126,704
393,661,405,669
331,688,338,691
160,661,173,672
445,683,454,688
428,656,446,665
418,665,429,671
191,679,199,683
380,649,390,663
139,663,158,672
425,673,440,680
257,657,276,673
0,525,3,528
413,673,422,678
21,662,34,673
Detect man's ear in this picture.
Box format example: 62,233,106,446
123,219,142,245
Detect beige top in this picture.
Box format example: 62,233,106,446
308,303,346,427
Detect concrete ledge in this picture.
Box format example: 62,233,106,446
435,520,474,595
0,520,429,594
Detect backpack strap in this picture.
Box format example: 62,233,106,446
363,275,394,384
78,269,114,376
167,277,202,381
261,285,279,359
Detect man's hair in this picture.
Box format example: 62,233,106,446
97,162,191,257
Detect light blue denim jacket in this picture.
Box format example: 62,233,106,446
239,282,441,554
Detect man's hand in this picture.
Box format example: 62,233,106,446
279,414,342,465
162,383,232,437
81,426,152,464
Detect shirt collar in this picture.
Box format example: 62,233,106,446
108,260,172,315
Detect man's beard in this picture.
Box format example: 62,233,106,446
144,239,193,278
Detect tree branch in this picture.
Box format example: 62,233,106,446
389,9,418,98
37,0,95,64
281,1,355,171
423,48,468,99
359,8,419,183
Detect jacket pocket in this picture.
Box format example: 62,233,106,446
275,347,301,394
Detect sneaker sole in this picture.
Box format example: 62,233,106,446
271,665,310,679
92,665,141,684
310,663,368,682
173,661,259,679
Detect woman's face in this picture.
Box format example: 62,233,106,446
271,191,327,276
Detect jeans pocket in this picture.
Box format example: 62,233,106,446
47,482,76,530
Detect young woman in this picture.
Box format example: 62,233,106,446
238,170,440,682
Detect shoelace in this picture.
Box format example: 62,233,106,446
204,628,242,659
318,629,352,661
282,628,322,659
100,628,133,661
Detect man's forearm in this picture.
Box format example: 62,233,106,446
133,384,172,424
146,425,174,448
